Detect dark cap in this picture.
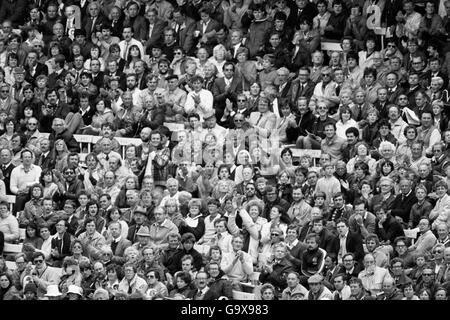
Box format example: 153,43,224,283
24,283,38,294
74,29,86,37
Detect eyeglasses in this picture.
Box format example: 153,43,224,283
237,99,246,102
174,52,182,55
343,259,353,262
28,123,37,125
224,68,234,71
34,259,44,264
399,97,407,100
1,90,9,93
234,119,244,122
65,171,75,174
321,74,331,77
271,233,280,236
423,273,433,276
412,62,422,65
433,250,442,254
387,45,396,48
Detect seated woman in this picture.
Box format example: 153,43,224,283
82,153,105,195
0,200,19,244
114,175,140,209
19,183,45,227
51,139,69,173
82,99,114,136
178,199,205,242
22,222,43,262
335,106,358,140
168,271,195,299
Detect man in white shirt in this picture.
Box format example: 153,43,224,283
159,178,180,208
388,105,407,144
192,271,209,300
184,75,213,121
97,138,122,171
220,234,253,283
118,26,145,60
10,149,42,212
201,110,228,146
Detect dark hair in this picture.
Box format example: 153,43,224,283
181,232,196,243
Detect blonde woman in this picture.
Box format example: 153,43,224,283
208,44,227,78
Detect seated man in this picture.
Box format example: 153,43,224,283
220,234,253,286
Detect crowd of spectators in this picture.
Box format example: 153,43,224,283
1,0,450,301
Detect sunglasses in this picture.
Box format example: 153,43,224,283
387,45,396,48
433,250,442,253
271,233,280,236
34,259,44,263
237,99,246,102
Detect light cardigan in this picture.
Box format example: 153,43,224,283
10,164,42,195
429,193,450,230
184,89,213,121
0,213,19,242
358,266,389,296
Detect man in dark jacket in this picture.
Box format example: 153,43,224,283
48,118,80,153
390,179,417,226
300,234,326,278
374,206,405,244
286,96,315,144
376,277,404,300
312,218,339,257
39,89,72,133
173,233,203,272
259,242,295,293
262,186,290,221
54,166,84,206
336,219,365,264
161,232,183,277
202,262,233,300
50,219,72,267
323,0,347,39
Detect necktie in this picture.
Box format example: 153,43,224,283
256,113,263,126
91,17,96,32
149,25,153,38
1,165,6,171
124,42,130,60
128,283,133,294
105,154,109,161
40,154,45,165
111,240,118,254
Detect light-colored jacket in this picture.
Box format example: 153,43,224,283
358,266,389,296
429,193,450,230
